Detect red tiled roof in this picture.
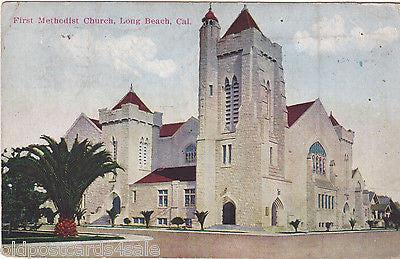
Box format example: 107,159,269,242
89,118,102,130
287,101,315,127
329,113,340,126
112,91,151,113
159,122,184,137
202,10,218,22
134,166,196,184
222,9,262,38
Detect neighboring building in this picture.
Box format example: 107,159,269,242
65,7,371,230
370,194,392,226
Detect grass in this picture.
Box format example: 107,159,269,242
88,224,245,233
2,230,124,244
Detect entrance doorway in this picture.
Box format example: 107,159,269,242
113,195,121,214
271,198,284,226
223,202,236,224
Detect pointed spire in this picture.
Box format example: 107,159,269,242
130,83,133,92
202,4,218,22
222,7,261,38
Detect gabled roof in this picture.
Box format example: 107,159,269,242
371,203,391,212
112,90,151,113
222,8,261,38
377,195,391,205
369,191,376,202
329,113,340,126
202,9,218,22
159,122,185,137
89,118,102,130
134,166,196,184
286,101,315,127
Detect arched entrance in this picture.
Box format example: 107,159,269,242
271,198,284,226
223,202,236,225
112,195,121,214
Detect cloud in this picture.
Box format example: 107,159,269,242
61,30,176,78
294,15,399,55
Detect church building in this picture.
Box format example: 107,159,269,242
65,7,371,230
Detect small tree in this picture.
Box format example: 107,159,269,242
141,210,154,228
41,208,58,224
325,222,333,232
349,218,356,230
106,207,119,227
124,218,131,225
171,217,185,228
382,216,390,229
75,208,86,226
194,210,209,231
289,219,301,233
366,220,375,230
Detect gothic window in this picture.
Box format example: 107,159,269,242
222,145,227,164
185,144,196,163
225,75,242,132
222,144,232,165
318,194,321,208
309,142,327,175
209,85,213,96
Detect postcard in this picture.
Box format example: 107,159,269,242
1,2,400,258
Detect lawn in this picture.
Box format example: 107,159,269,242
2,230,124,244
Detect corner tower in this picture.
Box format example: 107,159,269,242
196,6,220,221
197,6,288,229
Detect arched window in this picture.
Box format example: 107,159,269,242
225,75,242,132
308,142,327,175
185,144,196,163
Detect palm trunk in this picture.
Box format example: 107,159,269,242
54,217,77,237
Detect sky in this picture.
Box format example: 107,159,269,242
1,2,399,201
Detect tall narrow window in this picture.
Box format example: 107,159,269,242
332,197,334,209
225,76,241,132
328,196,331,209
139,137,143,167
132,190,137,203
228,144,232,164
312,155,316,173
321,194,324,208
318,194,321,208
209,85,213,96
270,147,273,165
325,195,328,209
222,145,227,164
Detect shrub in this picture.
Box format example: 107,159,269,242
124,218,131,225
325,222,333,232
366,220,375,230
289,219,301,232
171,217,185,228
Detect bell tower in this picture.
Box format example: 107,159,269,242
196,6,220,217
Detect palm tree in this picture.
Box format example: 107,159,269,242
141,210,154,228
349,218,357,230
289,219,301,233
5,135,122,237
106,207,119,227
194,210,209,231
75,208,86,226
